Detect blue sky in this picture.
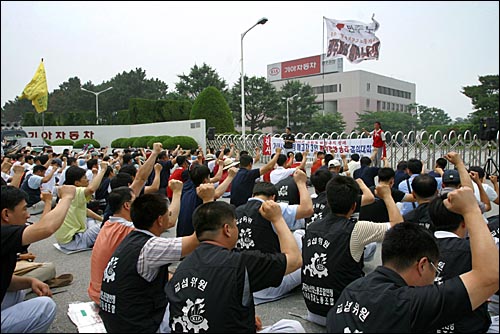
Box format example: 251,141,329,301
1,1,498,120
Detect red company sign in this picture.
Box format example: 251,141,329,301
281,55,321,79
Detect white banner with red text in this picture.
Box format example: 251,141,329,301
262,135,373,159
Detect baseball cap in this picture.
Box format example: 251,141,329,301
442,169,460,184
328,159,341,168
52,158,63,167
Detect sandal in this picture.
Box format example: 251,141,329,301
46,273,73,288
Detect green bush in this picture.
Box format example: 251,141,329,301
164,136,198,150
190,87,234,133
147,136,171,148
51,139,74,146
122,137,139,148
111,138,128,148
133,136,156,148
73,138,101,148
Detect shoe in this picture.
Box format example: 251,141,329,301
46,273,73,288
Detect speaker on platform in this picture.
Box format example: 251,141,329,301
479,117,498,141
207,127,216,140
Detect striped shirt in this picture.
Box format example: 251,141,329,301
350,221,390,262
135,229,183,282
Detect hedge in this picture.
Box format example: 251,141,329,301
132,136,156,148
50,139,74,146
163,136,198,150
73,138,101,148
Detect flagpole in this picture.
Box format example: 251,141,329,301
41,58,45,135
322,16,325,116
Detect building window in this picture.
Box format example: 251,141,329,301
366,99,370,109
367,83,371,92
382,101,386,110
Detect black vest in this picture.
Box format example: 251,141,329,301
99,231,169,333
305,191,329,229
435,237,491,333
328,266,416,333
166,243,255,333
275,176,299,205
302,213,364,316
235,200,280,254
20,174,41,207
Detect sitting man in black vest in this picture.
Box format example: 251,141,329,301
402,174,438,232
302,175,403,326
359,167,416,223
305,169,333,229
99,193,200,333
166,200,305,333
327,187,499,333
429,192,496,333
20,163,58,215
236,169,313,305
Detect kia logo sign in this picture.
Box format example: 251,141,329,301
269,67,280,75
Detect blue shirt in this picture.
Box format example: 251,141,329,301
230,168,261,207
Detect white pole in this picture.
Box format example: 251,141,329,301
95,93,99,125
240,17,267,150
240,34,245,150
81,87,113,125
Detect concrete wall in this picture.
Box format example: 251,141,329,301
23,119,206,150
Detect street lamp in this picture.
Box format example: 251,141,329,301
81,86,113,125
282,93,299,128
241,17,268,148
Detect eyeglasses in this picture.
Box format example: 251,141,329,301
429,259,442,278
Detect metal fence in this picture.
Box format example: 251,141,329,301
207,130,499,173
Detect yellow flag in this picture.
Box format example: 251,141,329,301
19,60,48,113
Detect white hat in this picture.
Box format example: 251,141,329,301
222,158,240,171
328,159,341,168
205,154,216,161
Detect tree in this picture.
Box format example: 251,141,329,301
175,63,228,101
3,67,170,126
356,111,419,134
229,76,280,134
461,74,499,133
191,87,234,133
304,113,346,134
415,104,452,129
272,81,319,130
96,68,169,123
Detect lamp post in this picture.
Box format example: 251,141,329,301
282,93,299,128
241,17,268,148
81,86,113,125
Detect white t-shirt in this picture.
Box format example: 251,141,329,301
347,160,361,177
472,182,498,222
270,166,295,184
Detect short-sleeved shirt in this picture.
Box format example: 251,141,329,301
283,133,295,149
270,166,295,185
88,217,135,304
1,224,27,301
399,174,419,215
54,187,91,244
327,266,472,333
230,168,261,207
